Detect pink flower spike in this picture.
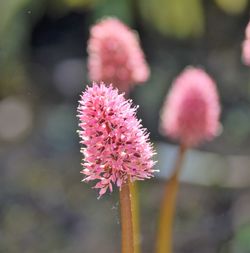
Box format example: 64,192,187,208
87,17,150,93
77,82,156,197
160,67,221,147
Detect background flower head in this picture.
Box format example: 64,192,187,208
87,17,150,93
242,21,250,66
160,67,221,147
77,83,155,196
242,39,250,66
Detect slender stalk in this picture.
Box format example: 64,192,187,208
155,143,187,253
124,90,140,253
130,182,140,253
120,182,134,253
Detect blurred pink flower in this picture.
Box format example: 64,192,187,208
242,22,250,66
160,67,221,147
87,17,150,93
242,39,250,66
77,83,155,196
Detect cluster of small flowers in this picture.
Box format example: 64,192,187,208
87,18,150,93
77,83,156,196
160,67,221,147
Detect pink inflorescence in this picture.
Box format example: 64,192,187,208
160,67,221,147
77,83,155,196
242,21,250,66
87,17,150,93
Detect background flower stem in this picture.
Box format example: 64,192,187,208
120,181,135,253
155,143,187,253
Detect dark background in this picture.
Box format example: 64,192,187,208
0,0,250,252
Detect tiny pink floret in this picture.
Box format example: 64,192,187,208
77,83,155,196
160,67,221,147
87,17,150,93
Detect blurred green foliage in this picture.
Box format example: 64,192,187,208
93,0,133,25
138,0,204,38
0,0,30,35
233,225,250,252
215,0,248,15
0,0,31,96
48,0,100,15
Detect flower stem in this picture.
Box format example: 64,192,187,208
130,182,140,253
155,143,187,253
124,88,141,253
120,182,134,253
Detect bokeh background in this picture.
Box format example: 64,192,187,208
1,0,250,252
